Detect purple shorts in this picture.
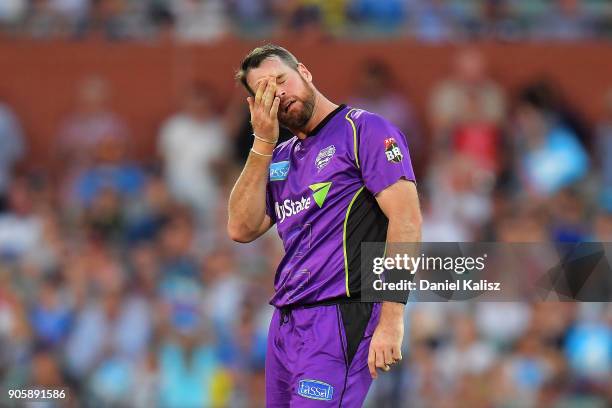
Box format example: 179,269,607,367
265,302,381,407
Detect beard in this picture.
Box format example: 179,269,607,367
277,79,315,131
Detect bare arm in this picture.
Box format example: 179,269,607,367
227,78,281,243
368,179,422,378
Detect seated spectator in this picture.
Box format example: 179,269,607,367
169,0,229,42
593,211,612,241
596,90,612,211
64,278,152,379
513,102,589,197
0,100,25,212
71,135,146,208
347,0,406,34
0,178,43,261
533,0,594,41
406,0,461,42
158,211,199,282
28,275,73,348
0,0,27,29
549,188,590,242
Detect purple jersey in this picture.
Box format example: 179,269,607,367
266,105,415,307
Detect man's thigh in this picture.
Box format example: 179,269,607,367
265,302,380,407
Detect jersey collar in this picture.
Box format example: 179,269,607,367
307,104,346,137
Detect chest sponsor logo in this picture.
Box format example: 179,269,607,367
270,161,290,181
297,379,334,401
275,196,311,224
274,182,332,224
315,145,336,171
384,137,403,163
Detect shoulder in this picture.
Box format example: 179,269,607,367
345,107,397,132
272,135,298,157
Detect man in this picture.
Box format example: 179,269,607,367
228,44,421,407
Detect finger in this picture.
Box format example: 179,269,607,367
391,347,402,362
375,346,386,372
254,80,266,105
270,96,280,118
263,78,276,109
247,97,254,112
384,348,395,366
368,346,377,379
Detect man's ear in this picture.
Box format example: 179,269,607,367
297,63,312,83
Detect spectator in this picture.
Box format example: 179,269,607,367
347,0,407,35
158,83,228,228
406,0,461,42
169,0,229,42
593,211,612,241
549,188,590,242
158,210,199,281
519,79,592,150
70,134,146,210
534,0,594,41
348,59,423,162
429,48,506,170
0,101,25,212
64,279,152,379
0,178,43,261
0,0,27,28
24,0,89,38
56,75,131,202
512,101,589,198
596,90,612,211
436,313,496,389
28,275,74,348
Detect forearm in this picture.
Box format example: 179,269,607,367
227,139,274,241
380,214,422,319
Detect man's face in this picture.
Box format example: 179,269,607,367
246,56,316,130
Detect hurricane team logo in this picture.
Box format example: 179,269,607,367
315,145,336,171
384,137,403,163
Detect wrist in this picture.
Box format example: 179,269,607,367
252,139,276,155
379,302,405,324
253,132,277,145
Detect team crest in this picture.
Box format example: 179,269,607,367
384,137,403,163
315,145,336,171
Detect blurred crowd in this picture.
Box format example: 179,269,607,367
0,46,611,407
0,0,611,42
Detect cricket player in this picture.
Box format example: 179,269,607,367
228,44,421,407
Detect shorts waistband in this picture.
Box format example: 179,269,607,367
277,296,372,314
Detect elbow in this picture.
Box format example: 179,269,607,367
227,222,255,243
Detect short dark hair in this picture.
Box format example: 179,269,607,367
236,44,299,95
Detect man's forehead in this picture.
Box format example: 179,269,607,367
247,57,291,89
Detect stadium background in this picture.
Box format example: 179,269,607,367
0,1,611,407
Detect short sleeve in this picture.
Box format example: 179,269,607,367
357,112,416,195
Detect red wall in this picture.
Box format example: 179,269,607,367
1,39,611,165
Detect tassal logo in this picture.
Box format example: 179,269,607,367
297,379,334,401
